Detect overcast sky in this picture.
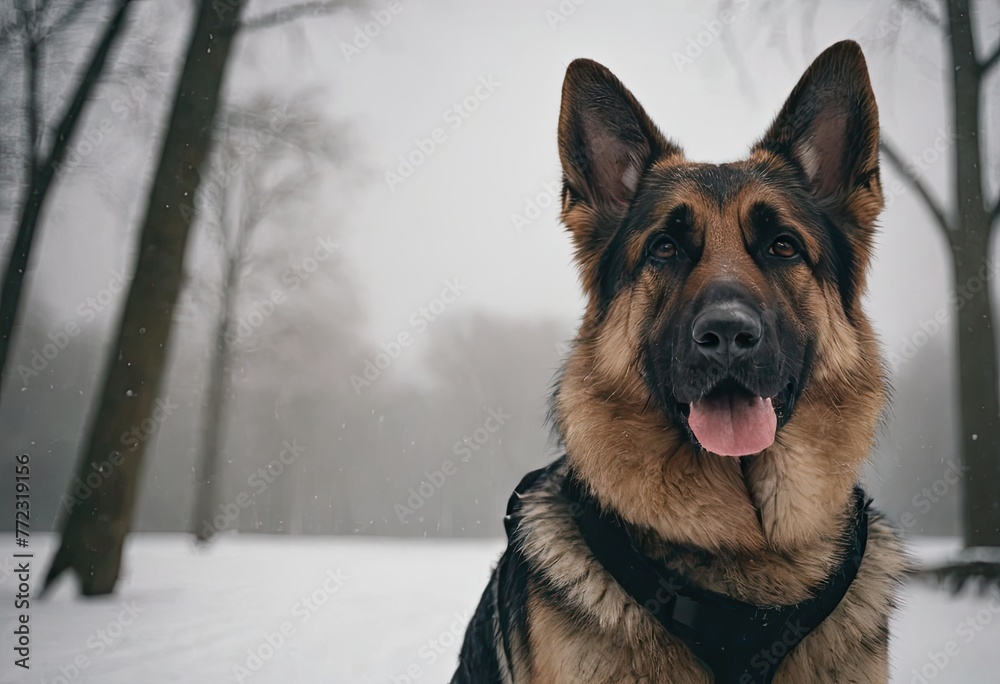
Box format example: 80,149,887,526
287,0,997,355
9,0,999,381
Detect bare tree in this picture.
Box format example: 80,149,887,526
876,0,999,549
0,0,356,399
192,101,341,542
42,0,246,596
42,0,355,593
0,0,135,396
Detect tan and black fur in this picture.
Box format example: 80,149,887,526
453,41,910,683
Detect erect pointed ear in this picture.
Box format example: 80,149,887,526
558,59,682,248
755,41,883,227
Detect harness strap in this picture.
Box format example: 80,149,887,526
502,461,869,684
563,476,869,684
503,458,565,540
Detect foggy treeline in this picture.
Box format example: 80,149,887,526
0,296,572,537
0,287,964,538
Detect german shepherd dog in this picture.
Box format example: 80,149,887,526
452,41,909,683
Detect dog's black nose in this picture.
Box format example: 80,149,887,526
692,302,762,365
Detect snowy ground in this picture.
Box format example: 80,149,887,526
0,535,997,683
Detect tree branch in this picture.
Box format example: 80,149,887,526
42,0,90,38
238,1,345,31
880,138,954,237
25,37,40,181
0,0,135,395
900,0,942,27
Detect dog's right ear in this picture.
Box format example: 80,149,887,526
558,60,682,256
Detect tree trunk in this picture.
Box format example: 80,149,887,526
192,253,240,543
947,0,1000,548
0,0,135,396
192,310,230,542
42,0,245,596
952,241,1000,547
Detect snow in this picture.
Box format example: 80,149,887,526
0,535,997,683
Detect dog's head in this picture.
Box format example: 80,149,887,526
553,42,887,546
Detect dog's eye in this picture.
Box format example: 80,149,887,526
649,236,677,260
769,236,799,259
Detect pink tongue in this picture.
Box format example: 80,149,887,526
688,393,777,457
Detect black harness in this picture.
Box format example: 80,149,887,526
504,463,870,684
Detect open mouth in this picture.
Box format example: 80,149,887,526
678,379,789,457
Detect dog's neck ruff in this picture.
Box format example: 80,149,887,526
504,461,870,684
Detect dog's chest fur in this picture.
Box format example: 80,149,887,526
509,465,908,684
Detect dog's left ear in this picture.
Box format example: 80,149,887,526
755,40,883,228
